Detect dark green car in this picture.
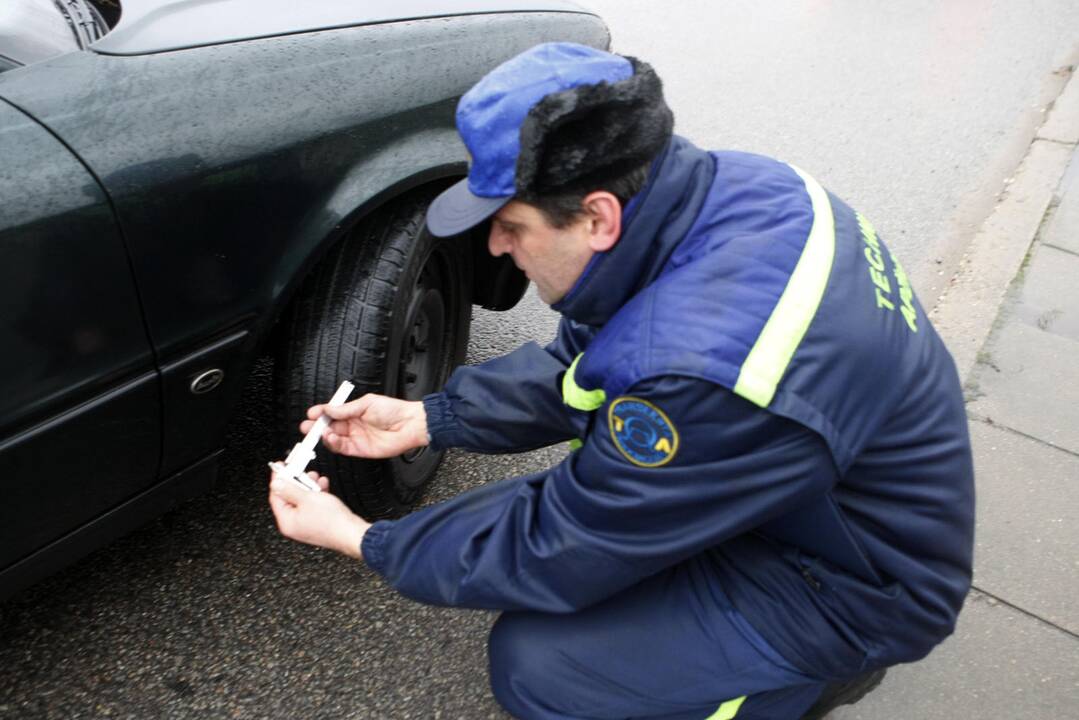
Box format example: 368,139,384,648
0,0,608,599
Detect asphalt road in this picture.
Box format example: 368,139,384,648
591,0,1079,300
4,2,1079,719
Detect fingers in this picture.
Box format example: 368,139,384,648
268,483,297,536
323,394,376,420
319,430,353,456
295,392,393,457
300,405,327,435
300,417,349,437
270,472,308,505
305,470,330,490
268,489,292,517
302,394,375,434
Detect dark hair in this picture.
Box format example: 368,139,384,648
520,160,652,228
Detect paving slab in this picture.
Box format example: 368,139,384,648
929,140,1074,381
1042,149,1079,255
968,420,1079,634
829,591,1079,720
966,320,1079,455
1011,244,1079,342
1038,71,1079,144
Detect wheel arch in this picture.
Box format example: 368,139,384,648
257,145,528,356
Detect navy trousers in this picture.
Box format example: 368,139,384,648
488,554,827,720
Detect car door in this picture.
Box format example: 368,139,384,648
0,98,161,579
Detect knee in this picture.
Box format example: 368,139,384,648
487,612,561,719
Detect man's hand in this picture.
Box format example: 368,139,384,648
300,393,428,459
268,470,370,559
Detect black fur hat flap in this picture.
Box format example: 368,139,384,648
515,58,674,198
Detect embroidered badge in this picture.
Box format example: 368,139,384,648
608,397,679,467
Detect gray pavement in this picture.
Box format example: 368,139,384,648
834,76,1079,720
586,0,1079,304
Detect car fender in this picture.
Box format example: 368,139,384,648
0,10,606,476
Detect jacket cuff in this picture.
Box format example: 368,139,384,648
423,392,464,451
361,519,395,576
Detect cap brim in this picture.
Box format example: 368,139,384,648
426,178,512,237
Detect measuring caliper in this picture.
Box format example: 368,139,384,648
269,380,355,492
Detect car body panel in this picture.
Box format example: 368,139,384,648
0,13,607,478
0,7,608,597
0,99,161,570
0,98,158,438
0,449,219,600
92,0,596,55
0,371,161,571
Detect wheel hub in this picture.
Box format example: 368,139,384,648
400,286,445,401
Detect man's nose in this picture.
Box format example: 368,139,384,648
488,225,510,257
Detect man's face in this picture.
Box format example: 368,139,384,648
487,200,595,305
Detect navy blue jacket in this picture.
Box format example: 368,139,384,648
361,136,975,679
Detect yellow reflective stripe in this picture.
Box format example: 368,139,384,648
568,438,583,451
733,165,835,408
562,353,607,411
705,695,746,720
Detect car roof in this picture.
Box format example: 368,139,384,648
92,0,596,56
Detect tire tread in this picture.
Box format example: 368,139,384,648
274,191,469,518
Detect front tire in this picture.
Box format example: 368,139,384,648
276,192,471,517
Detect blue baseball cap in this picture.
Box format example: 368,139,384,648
426,42,634,237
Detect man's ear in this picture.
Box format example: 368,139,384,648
581,191,622,253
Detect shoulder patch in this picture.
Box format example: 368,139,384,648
608,397,679,467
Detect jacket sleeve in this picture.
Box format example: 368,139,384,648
422,319,598,453
363,374,839,612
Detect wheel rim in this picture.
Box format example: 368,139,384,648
399,285,445,403
395,245,454,478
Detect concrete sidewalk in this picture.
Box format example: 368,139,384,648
832,72,1079,718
